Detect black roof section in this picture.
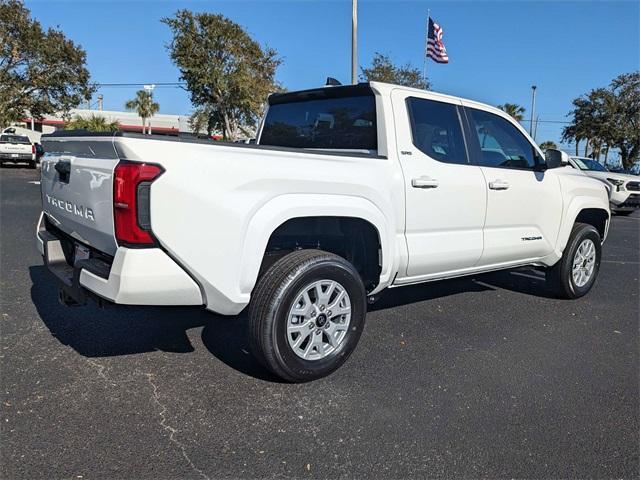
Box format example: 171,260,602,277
268,83,373,105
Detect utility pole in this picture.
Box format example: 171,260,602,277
351,0,358,84
529,85,537,136
97,94,103,111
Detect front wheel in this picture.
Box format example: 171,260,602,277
249,249,367,382
546,223,602,299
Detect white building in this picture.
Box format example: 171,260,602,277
16,109,222,142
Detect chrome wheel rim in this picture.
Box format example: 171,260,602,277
572,239,596,287
286,279,351,361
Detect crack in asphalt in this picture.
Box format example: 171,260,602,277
84,360,210,479
86,359,117,387
144,373,211,480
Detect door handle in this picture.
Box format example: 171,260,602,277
411,176,439,189
488,179,510,190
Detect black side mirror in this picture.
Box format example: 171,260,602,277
545,149,569,169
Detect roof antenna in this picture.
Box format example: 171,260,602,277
326,77,342,86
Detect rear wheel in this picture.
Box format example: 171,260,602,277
249,249,366,382
27,160,36,169
546,223,601,299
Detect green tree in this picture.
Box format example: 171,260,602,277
66,114,119,132
561,99,589,156
189,108,212,138
0,0,94,127
563,72,639,168
539,140,557,151
162,10,281,140
607,72,639,169
497,103,526,122
125,90,159,134
360,53,429,90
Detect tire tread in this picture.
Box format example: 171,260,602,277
249,249,357,382
547,222,600,299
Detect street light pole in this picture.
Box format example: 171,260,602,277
529,85,537,137
351,0,358,84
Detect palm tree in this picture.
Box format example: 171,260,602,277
538,140,558,151
498,103,526,122
66,114,119,132
125,90,160,134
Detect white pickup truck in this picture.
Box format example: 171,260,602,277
0,133,36,168
37,82,610,382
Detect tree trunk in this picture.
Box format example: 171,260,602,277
604,146,609,165
222,110,233,141
584,139,589,157
141,117,146,135
575,140,579,156
621,145,639,170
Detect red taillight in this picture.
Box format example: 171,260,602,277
32,144,35,154
113,161,163,246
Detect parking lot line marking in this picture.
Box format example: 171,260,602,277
28,181,40,185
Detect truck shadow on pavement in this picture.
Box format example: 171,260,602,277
29,264,553,381
29,265,279,381
370,267,553,311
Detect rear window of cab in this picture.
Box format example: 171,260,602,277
1,135,31,144
260,85,377,152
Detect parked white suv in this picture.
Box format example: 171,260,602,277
37,82,610,381
569,156,640,215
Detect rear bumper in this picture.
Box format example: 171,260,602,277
37,214,203,306
1,153,34,162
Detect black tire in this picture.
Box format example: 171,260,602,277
27,160,36,169
249,249,367,383
546,222,601,299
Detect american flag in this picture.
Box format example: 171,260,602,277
427,17,449,64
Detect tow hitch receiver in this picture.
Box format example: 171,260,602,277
58,288,83,307
41,230,87,307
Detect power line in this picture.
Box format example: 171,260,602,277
520,119,571,124
95,82,186,87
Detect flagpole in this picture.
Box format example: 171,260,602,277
423,9,430,86
351,0,358,85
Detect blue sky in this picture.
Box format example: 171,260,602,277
26,0,639,147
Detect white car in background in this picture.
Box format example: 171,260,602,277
569,157,640,216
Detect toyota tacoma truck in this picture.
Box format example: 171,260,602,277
37,82,610,382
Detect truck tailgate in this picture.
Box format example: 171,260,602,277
40,136,120,256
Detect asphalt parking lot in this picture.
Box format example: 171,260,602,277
1,165,638,479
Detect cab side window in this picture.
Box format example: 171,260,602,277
466,108,538,170
406,97,468,165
